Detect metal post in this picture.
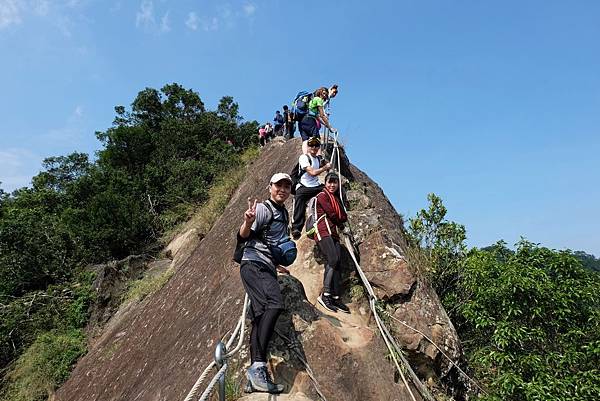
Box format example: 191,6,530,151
214,342,227,401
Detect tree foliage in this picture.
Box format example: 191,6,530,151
408,194,600,400
0,83,258,392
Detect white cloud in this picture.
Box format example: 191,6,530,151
159,10,169,32
43,105,86,144
242,2,256,17
185,11,198,30
0,148,39,192
0,0,22,29
201,16,219,32
33,0,49,16
136,0,154,28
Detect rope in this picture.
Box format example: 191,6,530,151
385,312,488,396
182,294,249,401
326,131,437,401
274,328,329,401
198,363,228,401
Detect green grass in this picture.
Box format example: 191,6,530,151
123,267,175,304
1,330,86,401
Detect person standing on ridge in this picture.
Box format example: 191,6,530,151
238,173,294,394
282,105,294,139
314,172,349,313
291,136,331,240
273,110,284,136
299,87,335,154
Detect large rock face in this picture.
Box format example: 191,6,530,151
57,138,464,401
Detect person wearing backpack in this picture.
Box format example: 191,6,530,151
238,173,296,394
291,136,331,240
314,172,349,313
273,110,284,136
282,105,294,139
299,87,336,154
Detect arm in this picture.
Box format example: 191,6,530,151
305,161,331,176
239,198,257,239
318,105,334,131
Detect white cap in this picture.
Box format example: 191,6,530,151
269,173,292,185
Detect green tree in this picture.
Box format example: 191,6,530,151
459,242,600,400
407,193,466,300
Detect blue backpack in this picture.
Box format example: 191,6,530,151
291,91,313,122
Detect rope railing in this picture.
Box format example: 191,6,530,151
182,294,249,401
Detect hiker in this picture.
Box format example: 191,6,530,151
264,123,274,142
258,125,267,147
238,173,295,394
273,111,284,136
291,136,331,240
282,105,294,139
327,84,339,108
299,87,336,154
313,172,349,313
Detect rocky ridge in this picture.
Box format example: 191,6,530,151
56,138,465,401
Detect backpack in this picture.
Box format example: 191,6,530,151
274,114,284,125
233,201,297,266
289,155,321,195
305,195,328,241
291,91,313,122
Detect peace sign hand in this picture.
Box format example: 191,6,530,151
244,198,257,225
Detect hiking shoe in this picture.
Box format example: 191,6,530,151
291,229,302,240
318,295,338,313
331,297,350,314
246,366,284,394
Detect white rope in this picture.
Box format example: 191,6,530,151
198,363,228,401
371,298,417,401
182,294,249,401
385,312,488,395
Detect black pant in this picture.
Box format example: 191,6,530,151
249,308,281,363
318,236,341,295
292,184,323,233
285,122,295,139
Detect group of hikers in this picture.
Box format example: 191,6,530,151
237,84,346,393
258,84,339,149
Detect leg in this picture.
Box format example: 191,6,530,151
318,236,340,295
256,308,282,362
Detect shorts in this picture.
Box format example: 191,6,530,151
299,115,320,141
240,260,283,320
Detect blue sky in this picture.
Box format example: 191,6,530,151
1,0,599,255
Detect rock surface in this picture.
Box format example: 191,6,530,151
57,138,464,401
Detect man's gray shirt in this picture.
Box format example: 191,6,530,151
242,201,289,270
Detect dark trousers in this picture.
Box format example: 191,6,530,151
285,122,295,139
249,308,281,363
292,184,323,233
318,236,341,295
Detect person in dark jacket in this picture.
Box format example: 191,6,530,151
315,172,349,313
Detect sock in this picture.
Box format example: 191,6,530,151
251,361,266,370
323,292,331,297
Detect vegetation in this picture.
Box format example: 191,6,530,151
0,83,258,399
408,194,600,401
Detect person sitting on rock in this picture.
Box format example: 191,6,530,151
238,173,294,394
291,136,331,240
315,172,349,313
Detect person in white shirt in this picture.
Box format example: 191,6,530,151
291,136,331,239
